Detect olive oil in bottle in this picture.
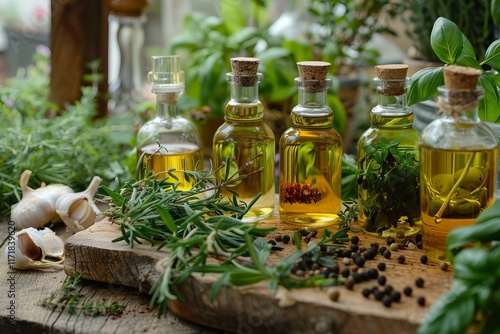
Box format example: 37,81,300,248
279,61,342,228
213,57,275,222
419,65,498,263
136,56,203,190
357,64,421,237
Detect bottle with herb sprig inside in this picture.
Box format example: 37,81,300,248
279,61,342,228
136,55,203,190
357,64,421,237
212,57,275,223
419,65,498,263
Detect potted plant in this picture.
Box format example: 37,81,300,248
397,0,500,130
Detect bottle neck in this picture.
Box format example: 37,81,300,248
155,92,181,119
231,84,259,104
225,73,263,120
298,89,327,107
437,86,482,124
292,78,333,127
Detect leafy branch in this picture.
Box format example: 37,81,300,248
358,136,420,233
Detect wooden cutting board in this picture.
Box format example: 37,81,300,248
64,203,454,334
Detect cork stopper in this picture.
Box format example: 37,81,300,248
443,65,482,90
297,61,331,93
374,64,409,95
441,65,483,107
230,57,260,86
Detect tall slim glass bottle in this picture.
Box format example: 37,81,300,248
357,64,421,237
136,55,203,190
420,65,498,263
213,57,275,222
279,61,342,227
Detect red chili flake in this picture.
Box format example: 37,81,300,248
280,181,321,204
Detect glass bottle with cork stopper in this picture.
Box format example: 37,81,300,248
357,64,421,237
213,57,275,222
136,55,203,190
279,61,342,227
419,65,498,263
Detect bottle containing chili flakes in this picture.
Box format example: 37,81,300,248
279,61,342,227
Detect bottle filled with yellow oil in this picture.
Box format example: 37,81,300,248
357,64,421,237
136,56,203,190
212,57,275,222
419,65,498,263
279,61,342,228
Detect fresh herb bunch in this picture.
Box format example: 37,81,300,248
418,199,500,334
43,272,124,316
0,51,130,215
358,136,420,233
101,154,349,315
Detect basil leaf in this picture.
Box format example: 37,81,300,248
453,248,495,285
483,39,500,72
417,283,475,334
478,73,500,123
447,214,500,252
431,17,463,64
407,67,443,106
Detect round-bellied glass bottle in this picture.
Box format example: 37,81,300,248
357,64,421,237
136,55,203,190
212,57,275,223
419,65,498,263
279,61,342,228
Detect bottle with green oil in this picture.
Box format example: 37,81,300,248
279,61,342,228
212,57,275,222
419,65,498,263
136,55,203,190
357,64,421,237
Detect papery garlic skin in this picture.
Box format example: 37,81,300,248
11,170,74,230
55,176,102,233
4,227,65,270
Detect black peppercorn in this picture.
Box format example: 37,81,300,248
351,244,359,253
390,291,401,303
282,235,291,244
367,268,379,279
378,246,387,256
351,235,360,244
352,272,362,283
274,234,282,242
331,264,340,274
268,239,277,245
417,296,426,306
383,250,391,259
341,268,350,278
345,276,355,290
363,248,377,260
415,277,424,288
382,295,392,307
370,242,379,250
377,262,386,271
416,241,423,249
362,288,371,298
373,290,384,301
299,227,310,236
420,255,428,264
397,255,406,264
403,286,412,297
383,285,393,295
440,261,449,271
354,256,365,268
386,236,395,246
378,275,387,286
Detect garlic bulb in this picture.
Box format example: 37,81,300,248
5,227,65,270
55,176,102,233
11,170,74,229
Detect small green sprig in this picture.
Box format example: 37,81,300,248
358,136,420,233
42,272,124,316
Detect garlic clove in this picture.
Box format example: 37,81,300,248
11,170,74,230
55,176,102,233
5,227,65,270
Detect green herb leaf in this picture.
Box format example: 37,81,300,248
155,205,177,234
430,17,464,64
483,39,500,72
407,67,444,106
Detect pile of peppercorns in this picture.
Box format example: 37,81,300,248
271,230,436,308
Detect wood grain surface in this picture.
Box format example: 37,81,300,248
0,218,222,334
63,202,455,334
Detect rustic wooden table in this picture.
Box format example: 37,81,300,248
1,195,455,334
0,218,222,334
